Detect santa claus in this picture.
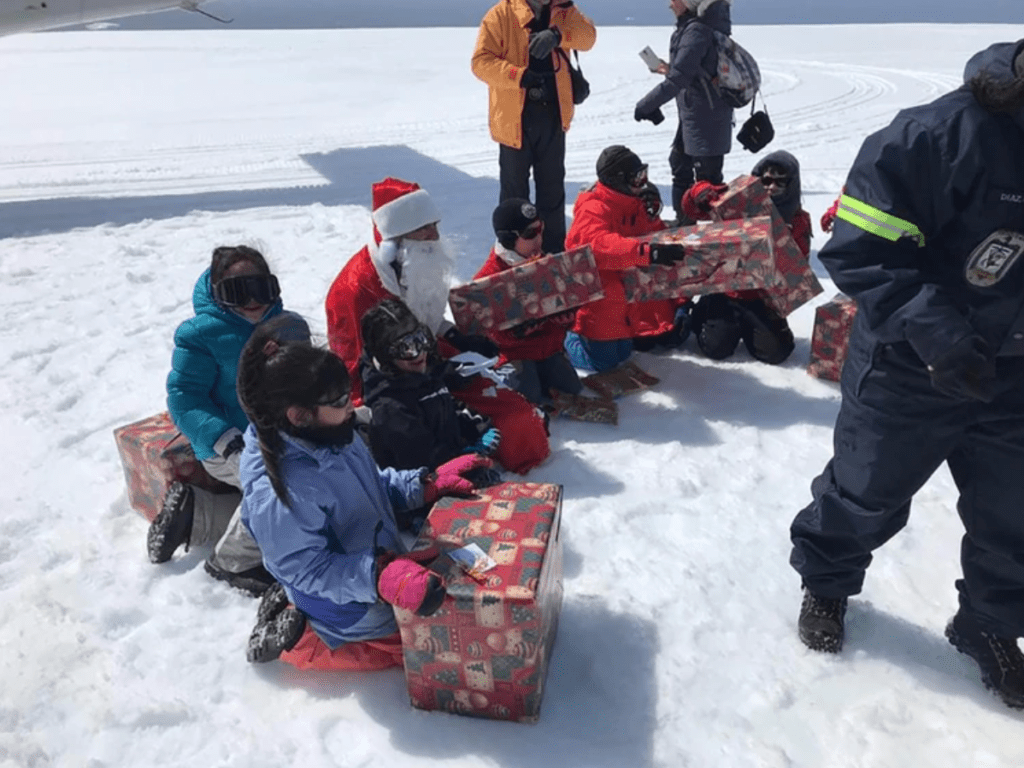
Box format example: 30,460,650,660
324,177,550,474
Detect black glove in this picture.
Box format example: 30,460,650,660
222,434,245,459
444,328,500,358
638,182,663,218
520,69,545,89
528,27,562,60
634,105,665,125
927,335,997,402
647,242,687,265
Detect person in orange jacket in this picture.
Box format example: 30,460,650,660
563,145,691,372
472,0,596,255
474,198,583,404
681,149,811,365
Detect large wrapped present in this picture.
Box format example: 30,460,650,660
449,246,603,335
708,174,771,221
396,482,563,724
621,212,822,318
807,294,858,382
113,412,234,521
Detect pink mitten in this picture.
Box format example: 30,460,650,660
377,559,445,616
423,454,494,503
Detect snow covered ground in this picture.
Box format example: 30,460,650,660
2,23,1024,768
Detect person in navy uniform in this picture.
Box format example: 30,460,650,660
790,40,1024,710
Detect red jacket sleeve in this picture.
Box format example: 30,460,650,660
789,209,812,257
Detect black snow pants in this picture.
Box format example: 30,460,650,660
790,318,1024,637
499,99,566,256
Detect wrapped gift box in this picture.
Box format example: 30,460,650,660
622,217,776,305
708,174,771,221
395,482,563,724
449,246,603,335
807,294,858,382
113,412,233,521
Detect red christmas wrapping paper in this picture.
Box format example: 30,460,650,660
620,175,822,316
448,246,604,334
395,482,563,724
807,294,858,382
113,412,233,521
708,174,771,221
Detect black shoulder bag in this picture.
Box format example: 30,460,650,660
737,92,774,153
557,49,590,105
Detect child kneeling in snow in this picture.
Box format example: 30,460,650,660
359,297,502,476
236,317,492,669
682,149,812,365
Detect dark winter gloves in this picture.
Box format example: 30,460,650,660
444,327,500,358
528,27,562,60
422,454,495,504
643,241,687,265
634,105,665,125
927,335,997,402
682,181,729,222
376,555,446,617
638,182,663,218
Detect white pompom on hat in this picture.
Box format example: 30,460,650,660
371,177,442,241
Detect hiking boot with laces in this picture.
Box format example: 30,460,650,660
147,482,195,564
945,609,1024,709
798,587,847,653
247,584,305,664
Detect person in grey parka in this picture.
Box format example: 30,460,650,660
634,0,734,224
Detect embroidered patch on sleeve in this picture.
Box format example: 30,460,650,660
965,230,1024,288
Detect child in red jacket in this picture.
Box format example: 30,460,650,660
474,198,583,405
682,149,811,365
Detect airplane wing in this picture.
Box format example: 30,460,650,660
0,0,208,37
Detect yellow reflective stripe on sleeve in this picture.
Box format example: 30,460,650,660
835,194,926,248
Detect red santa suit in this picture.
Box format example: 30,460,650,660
324,178,549,474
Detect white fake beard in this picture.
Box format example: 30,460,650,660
396,237,455,334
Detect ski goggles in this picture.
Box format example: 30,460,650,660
629,166,649,187
387,326,433,361
759,174,789,190
213,274,280,308
518,221,544,240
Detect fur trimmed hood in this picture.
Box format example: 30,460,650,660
684,0,731,17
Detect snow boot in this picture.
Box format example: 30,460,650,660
798,587,847,653
204,559,275,597
945,609,1024,709
147,481,195,564
247,583,305,664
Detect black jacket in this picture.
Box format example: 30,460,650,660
359,355,486,471
822,40,1024,367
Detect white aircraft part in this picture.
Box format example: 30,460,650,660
0,0,192,36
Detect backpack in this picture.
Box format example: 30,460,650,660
705,29,761,109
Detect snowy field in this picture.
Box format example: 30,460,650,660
2,23,1024,768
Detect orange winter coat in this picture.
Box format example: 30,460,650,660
566,182,676,341
471,0,596,149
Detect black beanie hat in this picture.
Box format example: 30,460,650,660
492,198,540,249
596,145,645,193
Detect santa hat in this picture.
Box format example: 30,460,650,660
371,177,442,242
683,0,730,17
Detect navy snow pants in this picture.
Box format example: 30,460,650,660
790,320,1024,637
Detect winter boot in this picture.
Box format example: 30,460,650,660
147,482,195,564
798,587,847,653
945,609,1024,709
247,584,305,664
204,559,275,597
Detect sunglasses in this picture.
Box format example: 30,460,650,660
630,166,649,187
387,326,433,361
317,392,351,409
213,274,280,308
518,221,544,240
760,175,789,190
